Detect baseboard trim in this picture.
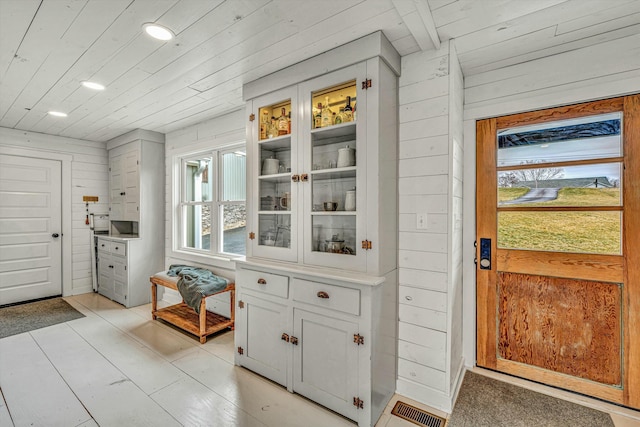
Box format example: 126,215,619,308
396,378,455,413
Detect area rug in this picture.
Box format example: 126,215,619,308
0,297,85,339
448,371,614,427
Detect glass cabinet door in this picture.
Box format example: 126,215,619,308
250,87,298,262
300,63,367,272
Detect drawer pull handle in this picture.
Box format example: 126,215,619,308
317,291,329,299
257,278,267,285
281,333,290,342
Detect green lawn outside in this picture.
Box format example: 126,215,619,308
497,187,622,254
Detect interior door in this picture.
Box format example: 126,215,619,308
476,95,640,409
0,154,62,305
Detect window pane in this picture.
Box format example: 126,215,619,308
183,204,211,250
498,163,621,206
222,152,246,201
222,203,246,255
184,157,212,202
497,113,622,167
498,211,621,255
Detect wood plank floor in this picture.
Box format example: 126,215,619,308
0,293,638,427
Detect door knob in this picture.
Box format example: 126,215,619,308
52,233,60,238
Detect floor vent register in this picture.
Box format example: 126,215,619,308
390,401,446,427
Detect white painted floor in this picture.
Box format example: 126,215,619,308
0,293,638,427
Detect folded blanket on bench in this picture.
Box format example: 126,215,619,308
166,264,229,314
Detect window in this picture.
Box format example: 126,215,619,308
178,145,246,257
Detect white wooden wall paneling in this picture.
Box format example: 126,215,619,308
399,250,448,272
399,339,446,371
398,357,448,391
400,231,448,253
399,268,448,292
400,304,447,332
399,213,449,236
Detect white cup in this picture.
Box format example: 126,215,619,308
345,190,356,211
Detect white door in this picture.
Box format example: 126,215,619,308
0,154,62,305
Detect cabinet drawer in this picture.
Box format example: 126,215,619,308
97,239,109,252
109,241,127,256
238,269,289,298
293,279,360,316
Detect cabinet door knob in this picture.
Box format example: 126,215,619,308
51,233,60,238
317,291,329,299
290,336,298,345
281,333,290,342
257,278,267,285
300,174,308,182
291,175,300,182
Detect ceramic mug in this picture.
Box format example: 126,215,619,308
279,192,290,210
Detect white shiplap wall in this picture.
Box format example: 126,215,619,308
461,33,640,369
0,127,108,295
396,40,465,412
162,109,245,315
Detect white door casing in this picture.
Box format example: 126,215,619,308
0,154,62,305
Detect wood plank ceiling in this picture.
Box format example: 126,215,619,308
0,0,637,142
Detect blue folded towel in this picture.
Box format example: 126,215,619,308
166,265,229,314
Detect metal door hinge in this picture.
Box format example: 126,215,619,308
353,397,364,409
238,300,245,309
361,240,372,250
237,346,244,355
249,113,255,122
362,79,372,90
353,334,364,345
249,232,255,240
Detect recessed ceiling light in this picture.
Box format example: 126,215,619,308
48,111,67,117
143,23,174,41
81,81,105,91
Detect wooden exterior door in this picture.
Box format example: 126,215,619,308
476,95,640,409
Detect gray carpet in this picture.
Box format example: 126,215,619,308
0,297,85,339
448,371,614,427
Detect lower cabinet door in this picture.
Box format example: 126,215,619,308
293,308,359,421
238,294,289,386
97,254,114,300
112,256,127,305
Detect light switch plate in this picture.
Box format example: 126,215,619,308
416,213,428,230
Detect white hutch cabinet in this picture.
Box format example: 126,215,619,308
235,32,399,427
97,130,164,307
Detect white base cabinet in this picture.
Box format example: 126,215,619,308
235,261,397,427
97,236,158,308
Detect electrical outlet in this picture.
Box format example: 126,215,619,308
416,213,428,230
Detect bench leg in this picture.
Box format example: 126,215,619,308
151,282,157,320
199,298,207,344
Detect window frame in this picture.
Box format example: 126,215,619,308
171,140,246,266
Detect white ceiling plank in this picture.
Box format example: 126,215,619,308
431,0,511,27
465,33,640,104
136,0,270,75
392,4,436,51
427,0,458,12
155,0,226,34
22,0,180,123
0,0,40,81
389,34,422,56
463,23,640,77
415,0,441,49
555,0,640,35
0,0,88,119
436,0,568,41
453,0,621,54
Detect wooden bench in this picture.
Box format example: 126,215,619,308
150,271,235,344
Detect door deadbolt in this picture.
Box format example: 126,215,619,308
479,238,491,270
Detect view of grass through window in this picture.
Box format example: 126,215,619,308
496,113,623,255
